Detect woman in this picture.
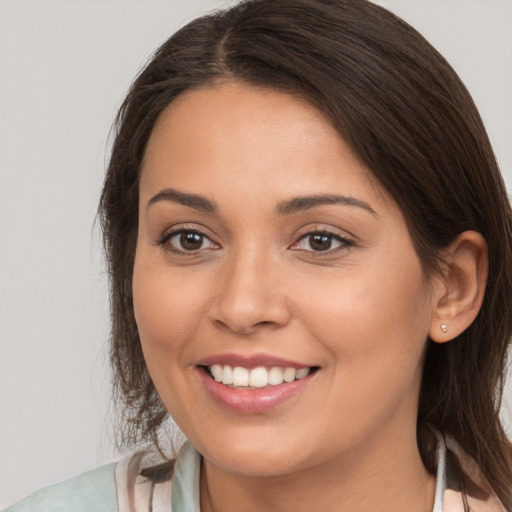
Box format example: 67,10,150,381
7,0,512,510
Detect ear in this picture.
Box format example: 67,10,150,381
429,231,488,343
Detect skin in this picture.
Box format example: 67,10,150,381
133,81,487,511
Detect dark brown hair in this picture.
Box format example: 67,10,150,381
99,0,512,506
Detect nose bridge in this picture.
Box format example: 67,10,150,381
209,241,290,333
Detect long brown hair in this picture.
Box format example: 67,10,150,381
99,0,512,506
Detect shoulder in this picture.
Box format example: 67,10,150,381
5,463,118,512
114,442,199,512
3,445,185,512
441,434,508,512
115,450,175,512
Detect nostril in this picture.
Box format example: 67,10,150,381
208,288,292,334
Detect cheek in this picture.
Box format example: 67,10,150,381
296,249,432,372
301,257,431,433
132,253,206,365
131,253,211,423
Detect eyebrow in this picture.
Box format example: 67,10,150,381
146,188,376,216
146,188,218,213
276,194,377,216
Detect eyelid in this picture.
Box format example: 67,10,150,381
289,226,354,253
153,223,353,255
155,224,220,253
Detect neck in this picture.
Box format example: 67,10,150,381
200,425,436,512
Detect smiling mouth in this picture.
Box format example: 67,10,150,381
202,364,318,389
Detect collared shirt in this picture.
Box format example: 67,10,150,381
6,434,507,511
115,435,507,512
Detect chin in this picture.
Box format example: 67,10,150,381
206,449,306,478
190,427,312,477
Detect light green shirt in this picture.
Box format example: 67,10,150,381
4,462,118,512
5,437,505,511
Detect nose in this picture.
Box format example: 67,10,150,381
208,248,291,335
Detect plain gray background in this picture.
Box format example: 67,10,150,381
1,0,511,507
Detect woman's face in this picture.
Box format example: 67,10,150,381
133,81,438,477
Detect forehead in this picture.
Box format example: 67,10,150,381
140,81,396,214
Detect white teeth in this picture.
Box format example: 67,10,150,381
268,367,284,385
249,367,268,388
211,364,223,382
232,366,249,387
222,365,233,385
296,368,309,379
283,367,296,383
208,365,311,387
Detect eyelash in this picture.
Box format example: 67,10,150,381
156,228,353,255
291,229,354,254
156,228,218,253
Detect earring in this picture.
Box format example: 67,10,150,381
441,323,448,333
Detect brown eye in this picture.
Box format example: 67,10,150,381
180,232,204,250
165,230,217,252
308,234,334,251
293,231,352,253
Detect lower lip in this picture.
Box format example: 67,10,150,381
198,367,314,414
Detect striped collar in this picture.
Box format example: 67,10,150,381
115,435,506,511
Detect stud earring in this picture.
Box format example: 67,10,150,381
441,323,448,333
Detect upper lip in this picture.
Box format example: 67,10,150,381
197,353,314,369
